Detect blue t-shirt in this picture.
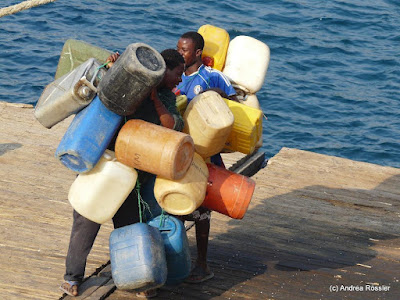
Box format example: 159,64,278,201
177,65,236,102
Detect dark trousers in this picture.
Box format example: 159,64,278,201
64,188,141,282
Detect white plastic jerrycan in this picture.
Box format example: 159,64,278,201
68,150,138,224
223,36,270,94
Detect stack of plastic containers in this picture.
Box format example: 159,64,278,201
37,30,264,292
55,42,166,174
38,39,202,294
222,35,270,149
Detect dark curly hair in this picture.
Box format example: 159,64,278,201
161,48,185,70
180,31,204,51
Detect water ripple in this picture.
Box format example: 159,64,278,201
0,0,399,167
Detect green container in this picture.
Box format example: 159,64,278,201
55,39,113,79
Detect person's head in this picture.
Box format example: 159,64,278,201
160,49,185,90
176,31,204,69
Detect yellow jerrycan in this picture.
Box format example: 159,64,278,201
198,24,230,71
223,98,263,154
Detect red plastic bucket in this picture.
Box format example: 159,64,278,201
203,163,256,219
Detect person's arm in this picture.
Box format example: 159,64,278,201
208,71,239,102
203,87,239,102
150,88,175,129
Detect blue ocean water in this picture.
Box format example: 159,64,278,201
1,0,399,168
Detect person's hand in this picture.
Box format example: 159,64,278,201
105,52,120,68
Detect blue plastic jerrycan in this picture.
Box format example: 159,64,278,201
55,95,122,173
109,222,167,291
148,215,191,285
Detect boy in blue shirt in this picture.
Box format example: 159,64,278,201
175,31,236,283
176,31,237,102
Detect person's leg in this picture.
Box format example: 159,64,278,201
195,214,210,268
185,154,224,283
112,188,141,228
185,207,214,283
61,210,101,296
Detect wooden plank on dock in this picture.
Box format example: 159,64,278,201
1,103,400,299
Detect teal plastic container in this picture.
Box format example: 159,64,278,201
55,95,122,173
109,222,167,291
148,215,191,285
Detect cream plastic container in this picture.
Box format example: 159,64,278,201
153,153,208,215
68,150,138,224
183,91,234,158
223,36,270,94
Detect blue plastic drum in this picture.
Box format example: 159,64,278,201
55,95,122,173
109,222,167,291
148,215,191,285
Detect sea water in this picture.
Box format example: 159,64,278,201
0,0,399,168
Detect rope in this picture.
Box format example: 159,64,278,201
158,209,166,227
0,0,57,18
135,181,143,223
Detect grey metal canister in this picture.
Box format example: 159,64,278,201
34,58,106,129
97,43,166,116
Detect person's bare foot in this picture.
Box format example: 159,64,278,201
136,288,158,298
184,264,214,283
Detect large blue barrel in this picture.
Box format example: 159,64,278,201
109,223,167,291
148,215,191,285
55,95,122,173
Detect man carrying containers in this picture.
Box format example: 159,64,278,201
60,49,185,297
175,31,237,283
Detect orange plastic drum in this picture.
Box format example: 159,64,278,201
115,119,194,180
203,163,256,219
